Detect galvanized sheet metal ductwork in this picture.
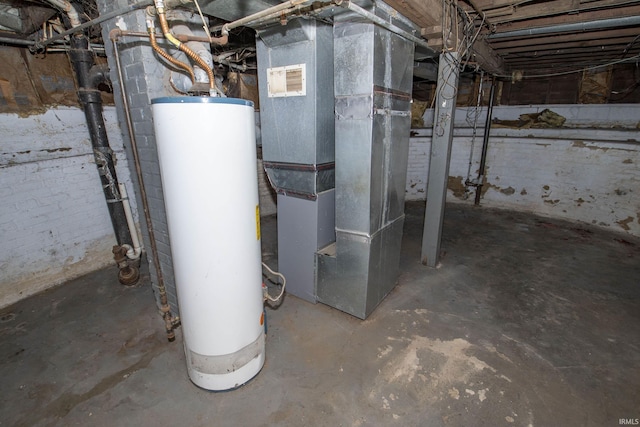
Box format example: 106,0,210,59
258,19,335,199
257,19,336,303
315,6,414,319
257,2,413,318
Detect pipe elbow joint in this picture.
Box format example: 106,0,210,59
109,28,123,42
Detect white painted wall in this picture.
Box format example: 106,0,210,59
0,107,136,308
407,104,640,236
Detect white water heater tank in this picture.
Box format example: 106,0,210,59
151,96,265,391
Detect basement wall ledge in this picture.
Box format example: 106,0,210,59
410,127,640,144
406,104,640,237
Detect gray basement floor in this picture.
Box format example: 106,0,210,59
1,202,639,427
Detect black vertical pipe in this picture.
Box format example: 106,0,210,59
474,77,496,206
69,35,132,247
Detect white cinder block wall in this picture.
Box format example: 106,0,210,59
0,107,137,308
406,104,640,237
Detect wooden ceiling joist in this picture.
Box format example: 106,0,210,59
491,3,640,32
499,37,640,55
383,0,443,29
489,27,640,49
487,0,640,24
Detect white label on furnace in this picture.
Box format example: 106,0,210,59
267,64,306,98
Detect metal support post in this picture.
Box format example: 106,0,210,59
421,52,460,267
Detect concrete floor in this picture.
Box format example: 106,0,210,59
1,202,639,427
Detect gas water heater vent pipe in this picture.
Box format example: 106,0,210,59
146,18,196,84
153,0,218,95
173,21,215,85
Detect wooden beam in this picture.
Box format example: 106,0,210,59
389,0,505,75
470,0,521,8
489,0,640,24
490,3,640,32
504,49,640,67
384,0,443,28
498,36,639,54
469,37,506,74
489,27,640,48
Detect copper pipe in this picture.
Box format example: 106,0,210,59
155,1,216,90
110,30,177,342
148,23,195,83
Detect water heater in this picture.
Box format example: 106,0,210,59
151,96,265,390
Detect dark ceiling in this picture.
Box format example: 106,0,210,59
0,0,639,78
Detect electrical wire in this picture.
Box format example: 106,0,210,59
262,262,286,303
192,0,213,43
621,34,640,59
465,72,483,188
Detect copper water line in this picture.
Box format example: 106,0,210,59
154,0,216,90
147,20,195,83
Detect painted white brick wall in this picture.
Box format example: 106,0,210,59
407,104,640,236
0,107,135,308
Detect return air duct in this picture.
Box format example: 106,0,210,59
257,18,336,303
257,1,414,318
315,4,414,319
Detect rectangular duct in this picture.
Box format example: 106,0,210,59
316,7,414,319
257,19,335,199
256,3,414,317
256,19,335,302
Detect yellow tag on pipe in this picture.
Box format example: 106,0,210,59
256,205,261,241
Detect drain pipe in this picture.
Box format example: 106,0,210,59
474,77,496,206
110,30,179,342
68,34,140,286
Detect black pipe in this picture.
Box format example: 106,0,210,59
474,77,496,206
69,35,133,249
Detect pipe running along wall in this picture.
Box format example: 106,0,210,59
66,29,141,286
110,30,180,341
474,78,496,206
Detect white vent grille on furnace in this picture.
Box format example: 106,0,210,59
267,64,306,98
